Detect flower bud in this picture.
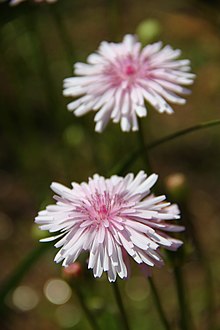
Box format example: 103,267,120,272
136,19,161,44
62,262,83,280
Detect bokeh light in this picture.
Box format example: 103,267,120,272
12,285,39,311
43,278,72,305
55,304,82,328
125,276,149,302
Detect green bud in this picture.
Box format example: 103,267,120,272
136,19,161,44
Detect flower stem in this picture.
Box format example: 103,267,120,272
111,119,220,176
71,282,101,330
112,281,131,330
137,119,152,172
148,277,171,330
137,119,171,330
182,207,215,328
172,262,190,330
147,119,220,149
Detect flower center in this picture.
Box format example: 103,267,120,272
104,55,142,89
78,191,124,227
125,64,136,76
90,192,112,223
92,203,110,222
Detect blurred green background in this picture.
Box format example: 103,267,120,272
0,0,220,329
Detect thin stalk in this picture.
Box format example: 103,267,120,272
112,281,131,330
147,119,220,150
148,277,171,330
137,119,152,172
111,119,220,176
71,282,101,330
137,119,171,330
182,207,215,329
172,264,190,330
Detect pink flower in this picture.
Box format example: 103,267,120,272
35,171,184,282
64,35,195,132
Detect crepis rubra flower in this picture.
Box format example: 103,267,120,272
64,34,195,132
35,171,184,282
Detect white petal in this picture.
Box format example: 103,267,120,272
40,232,64,242
120,116,131,132
135,105,147,117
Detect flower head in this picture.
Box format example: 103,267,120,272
64,35,195,132
35,171,184,282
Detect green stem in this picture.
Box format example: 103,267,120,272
172,264,190,330
137,119,171,330
111,119,220,176
137,119,152,172
147,119,220,150
112,281,131,330
148,277,171,330
71,282,101,330
182,208,215,328
0,243,51,311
